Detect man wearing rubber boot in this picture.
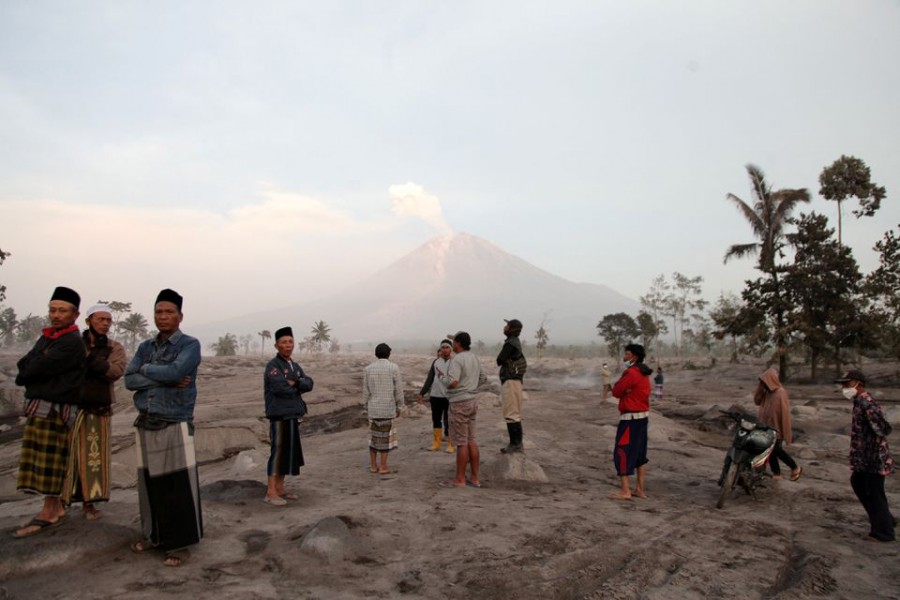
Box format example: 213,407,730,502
497,318,527,454
417,339,455,453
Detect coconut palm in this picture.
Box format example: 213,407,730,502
258,330,271,354
310,320,331,352
724,164,809,379
119,312,150,351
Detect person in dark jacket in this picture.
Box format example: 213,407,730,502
610,343,653,500
497,318,527,453
14,286,86,538
263,326,313,506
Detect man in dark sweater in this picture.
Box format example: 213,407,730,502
496,318,527,453
14,286,86,538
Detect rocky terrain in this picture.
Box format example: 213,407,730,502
1,352,899,599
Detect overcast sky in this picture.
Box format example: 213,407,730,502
1,1,898,328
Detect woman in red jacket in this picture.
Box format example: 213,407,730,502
610,343,653,500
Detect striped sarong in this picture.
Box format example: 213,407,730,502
369,418,398,452
267,418,305,476
17,413,70,496
62,411,111,505
135,421,203,551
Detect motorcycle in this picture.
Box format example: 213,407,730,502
716,410,777,509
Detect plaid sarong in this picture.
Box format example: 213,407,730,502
267,418,305,476
135,421,203,551
17,413,70,496
61,412,111,505
369,418,398,452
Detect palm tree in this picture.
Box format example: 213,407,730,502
310,320,331,352
258,330,271,354
724,164,809,379
119,312,150,352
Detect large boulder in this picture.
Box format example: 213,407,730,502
299,517,353,563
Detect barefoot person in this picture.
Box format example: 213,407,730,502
754,367,802,482
263,326,313,506
61,303,127,520
610,343,653,500
497,318,527,454
837,369,895,542
363,343,404,474
439,332,484,488
13,286,86,538
125,289,202,567
416,339,455,453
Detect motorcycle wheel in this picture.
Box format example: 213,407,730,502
716,463,739,509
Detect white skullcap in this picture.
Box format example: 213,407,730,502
86,303,112,318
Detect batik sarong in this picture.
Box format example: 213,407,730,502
135,421,203,551
267,418,305,476
17,412,70,496
369,418,398,452
62,411,111,505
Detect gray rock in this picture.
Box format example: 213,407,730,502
299,517,353,563
490,453,549,483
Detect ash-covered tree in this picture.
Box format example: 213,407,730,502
239,333,253,355
534,325,549,359
0,306,18,347
596,313,639,360
865,224,900,371
211,333,238,356
639,274,670,356
119,312,149,351
329,338,341,354
819,155,886,245
782,213,866,379
0,247,9,303
310,320,331,352
636,311,659,355
710,292,747,363
724,164,810,380
258,330,272,354
665,272,706,357
17,314,48,343
98,300,132,340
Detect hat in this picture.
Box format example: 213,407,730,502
835,369,866,384
624,343,646,362
50,286,81,309
86,303,112,318
375,343,391,358
504,318,523,334
275,326,293,341
440,339,452,348
155,288,183,311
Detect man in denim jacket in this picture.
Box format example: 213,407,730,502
125,288,202,567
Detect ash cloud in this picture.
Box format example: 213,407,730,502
389,182,453,235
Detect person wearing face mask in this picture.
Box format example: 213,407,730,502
754,367,802,481
610,343,653,500
836,369,895,542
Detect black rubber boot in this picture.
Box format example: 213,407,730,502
501,422,516,453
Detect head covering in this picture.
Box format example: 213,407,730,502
454,331,472,351
835,369,866,384
275,326,293,341
86,303,112,318
624,343,646,363
50,286,81,309
155,288,183,311
440,339,453,348
504,318,523,336
375,343,391,359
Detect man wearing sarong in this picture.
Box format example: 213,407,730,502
61,303,126,520
13,286,86,538
263,326,313,506
363,343,404,474
125,289,202,567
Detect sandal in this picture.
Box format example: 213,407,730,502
13,516,66,539
790,467,803,482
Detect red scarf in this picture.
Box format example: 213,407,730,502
41,324,79,339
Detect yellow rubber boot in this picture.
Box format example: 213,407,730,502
428,429,442,451
445,437,455,453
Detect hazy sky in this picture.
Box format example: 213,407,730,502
1,1,898,328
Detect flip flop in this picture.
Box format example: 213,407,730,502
13,516,66,538
378,468,399,475
264,495,287,507
465,480,482,488
281,493,299,500
438,480,465,488
790,467,803,482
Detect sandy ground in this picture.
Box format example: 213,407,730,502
1,352,899,600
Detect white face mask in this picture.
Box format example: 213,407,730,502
841,386,857,400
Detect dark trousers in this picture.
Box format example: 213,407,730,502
850,471,895,541
430,397,449,434
769,439,797,476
